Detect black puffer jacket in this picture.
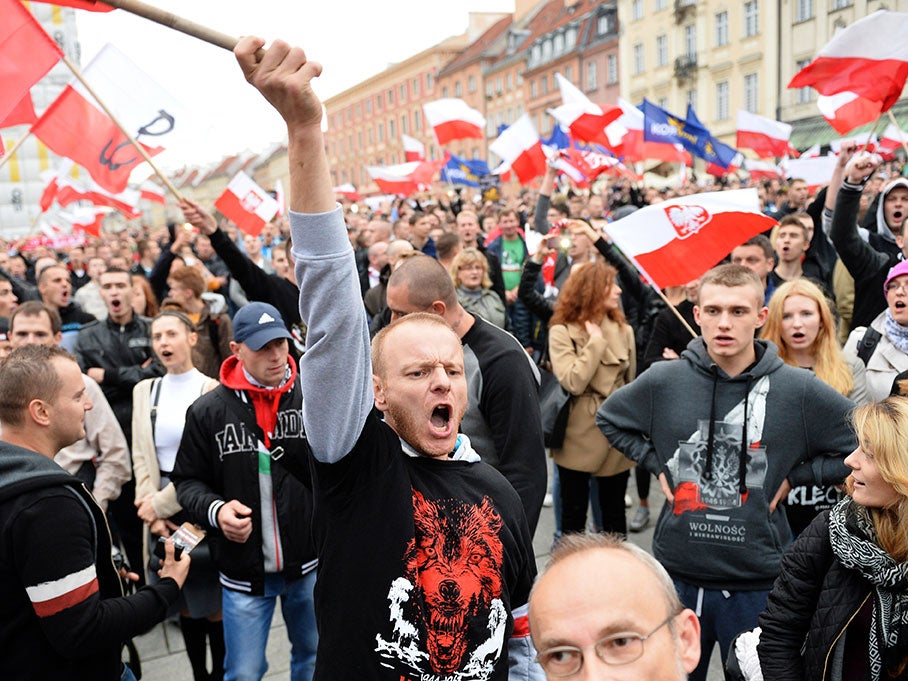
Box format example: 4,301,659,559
758,510,872,681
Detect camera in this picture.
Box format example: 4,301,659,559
153,536,185,562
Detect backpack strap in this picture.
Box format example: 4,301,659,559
856,327,882,367
149,377,163,434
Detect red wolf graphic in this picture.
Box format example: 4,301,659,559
403,490,504,674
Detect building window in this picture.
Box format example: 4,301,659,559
832,0,851,8
684,24,696,59
387,89,394,105
365,99,372,114
633,43,645,74
367,128,373,145
587,61,598,89
376,95,382,110
541,75,549,95
531,79,538,98
400,84,407,100
442,86,449,98
632,0,644,20
715,11,728,46
426,72,434,90
455,81,462,97
554,33,564,55
687,88,697,110
414,110,422,131
796,58,812,104
597,12,614,35
656,35,668,67
655,0,666,9
497,76,503,93
744,73,758,113
565,65,573,82
796,0,813,21
357,131,363,149
389,119,396,138
565,27,577,49
468,75,476,93
744,1,759,37
531,44,542,66
716,81,729,120
506,73,512,90
413,77,420,96
401,114,408,134
542,38,553,62
607,54,618,84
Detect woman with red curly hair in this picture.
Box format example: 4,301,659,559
548,261,635,536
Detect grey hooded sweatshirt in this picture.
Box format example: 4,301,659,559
597,338,856,590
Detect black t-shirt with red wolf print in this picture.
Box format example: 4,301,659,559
307,412,536,681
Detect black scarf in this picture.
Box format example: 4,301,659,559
829,498,908,680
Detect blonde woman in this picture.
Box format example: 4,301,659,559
759,397,908,681
449,248,506,329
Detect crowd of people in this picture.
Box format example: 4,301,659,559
1,34,908,681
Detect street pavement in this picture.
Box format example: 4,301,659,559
134,467,726,680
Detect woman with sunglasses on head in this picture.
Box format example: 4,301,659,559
758,397,908,681
132,310,223,681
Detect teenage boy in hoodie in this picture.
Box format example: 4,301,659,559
597,264,856,681
231,36,540,681
172,301,317,681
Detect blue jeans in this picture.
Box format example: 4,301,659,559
673,578,768,681
222,571,318,681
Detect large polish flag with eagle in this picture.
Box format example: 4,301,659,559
603,189,777,288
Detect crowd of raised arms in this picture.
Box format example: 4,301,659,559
2,36,908,681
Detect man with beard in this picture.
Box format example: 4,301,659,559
529,534,701,680
232,35,541,681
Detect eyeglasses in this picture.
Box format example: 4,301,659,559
535,613,678,677
886,281,908,295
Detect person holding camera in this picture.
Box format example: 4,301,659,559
0,345,189,681
132,310,223,681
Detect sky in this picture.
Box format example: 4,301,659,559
75,0,515,172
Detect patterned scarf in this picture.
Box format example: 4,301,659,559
829,498,908,681
883,309,908,355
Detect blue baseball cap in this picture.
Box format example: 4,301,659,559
232,302,292,350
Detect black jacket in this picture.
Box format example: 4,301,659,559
0,442,178,680
172,381,317,595
758,511,872,681
73,315,164,443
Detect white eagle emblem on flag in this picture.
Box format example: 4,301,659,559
664,205,711,239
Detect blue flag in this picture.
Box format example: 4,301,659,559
642,99,737,169
544,124,571,150
440,154,490,187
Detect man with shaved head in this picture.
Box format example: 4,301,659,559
234,34,542,680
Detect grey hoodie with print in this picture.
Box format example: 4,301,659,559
596,338,856,590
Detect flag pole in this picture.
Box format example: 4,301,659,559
59,55,184,201
886,110,908,159
0,132,34,173
858,113,886,153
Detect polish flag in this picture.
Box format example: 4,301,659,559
736,111,793,158
65,207,109,238
402,134,426,162
491,161,512,184
829,134,878,153
0,0,63,124
333,183,362,201
881,123,908,153
602,189,777,288
547,74,622,146
366,161,437,196
32,43,182,194
801,143,821,158
817,91,883,134
39,170,60,211
423,98,486,145
788,11,908,112
707,152,743,178
54,177,142,219
139,180,166,204
783,155,839,192
744,159,783,181
214,171,279,237
489,114,546,184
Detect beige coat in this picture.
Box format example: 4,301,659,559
549,318,635,477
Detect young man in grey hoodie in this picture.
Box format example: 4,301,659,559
596,264,856,681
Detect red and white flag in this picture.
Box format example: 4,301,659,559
32,43,182,194
1,94,39,129
52,176,142,219
333,183,363,201
603,189,777,288
801,143,821,158
366,161,436,196
829,134,878,153
783,155,839,192
547,74,622,146
736,110,794,158
401,134,426,162
64,207,109,238
423,98,486,145
214,172,279,237
28,0,114,11
789,11,908,112
817,91,882,134
489,114,546,185
881,123,908,153
744,159,783,181
139,180,166,205
0,0,63,124
273,178,286,217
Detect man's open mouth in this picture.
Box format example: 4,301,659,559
430,405,451,430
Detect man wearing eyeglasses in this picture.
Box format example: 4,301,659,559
529,534,700,680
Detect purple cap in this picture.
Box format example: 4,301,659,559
884,260,908,294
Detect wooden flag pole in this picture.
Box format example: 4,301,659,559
0,131,34,173
886,110,908,159
60,54,184,201
101,0,239,51
858,113,886,153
